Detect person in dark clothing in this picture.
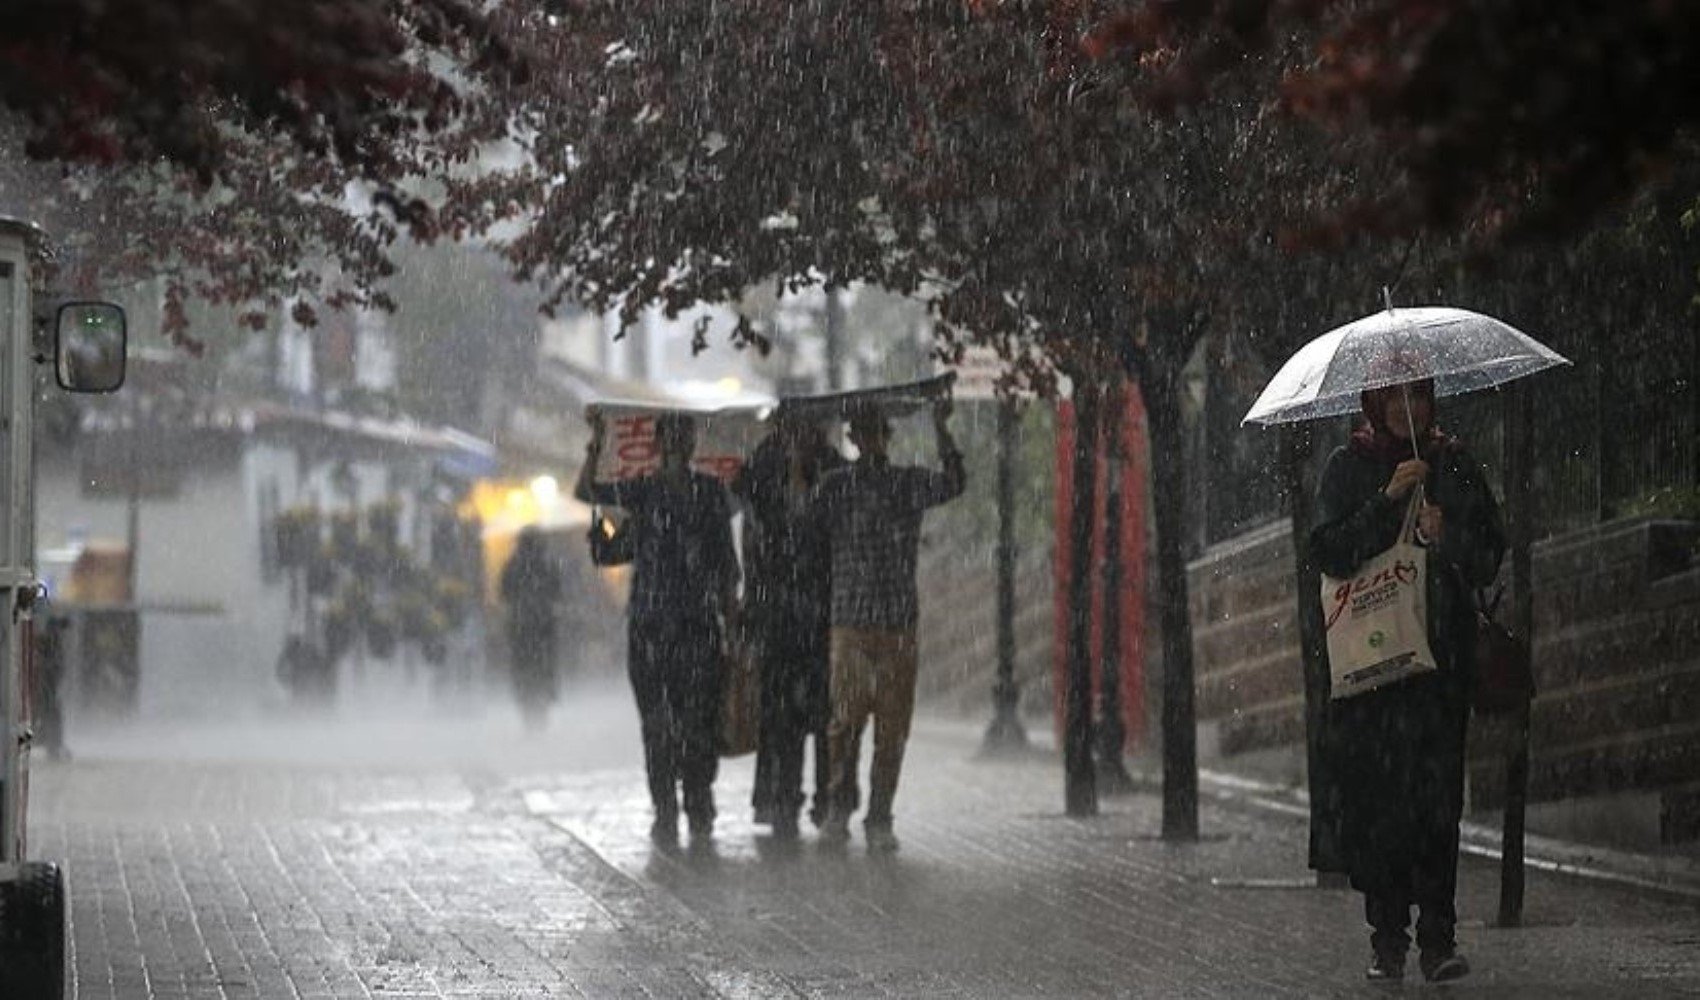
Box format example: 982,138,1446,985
577,411,740,848
733,412,848,839
814,397,965,853
1309,378,1504,984
499,527,564,731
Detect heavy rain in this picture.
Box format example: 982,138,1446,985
1,4,1699,998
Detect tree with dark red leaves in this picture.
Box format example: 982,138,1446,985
470,0,1699,839
470,0,1338,834
0,0,525,345
1081,0,1700,242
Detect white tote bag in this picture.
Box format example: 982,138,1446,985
1321,495,1437,699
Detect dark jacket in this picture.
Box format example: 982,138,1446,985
582,470,738,623
733,435,844,634
1308,437,1505,887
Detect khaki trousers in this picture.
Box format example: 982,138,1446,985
827,626,918,825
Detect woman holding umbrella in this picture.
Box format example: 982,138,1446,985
1247,305,1561,983
1310,376,1504,983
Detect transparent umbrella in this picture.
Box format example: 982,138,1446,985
1241,306,1570,428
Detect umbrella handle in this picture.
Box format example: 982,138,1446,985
1401,382,1422,460
1401,381,1427,513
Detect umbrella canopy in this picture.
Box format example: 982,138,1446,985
1242,307,1569,426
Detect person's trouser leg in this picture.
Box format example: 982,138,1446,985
752,740,776,817
628,620,678,821
769,681,808,820
809,630,853,822
1413,829,1461,955
865,630,918,827
827,628,877,818
760,628,810,821
751,643,780,819
1364,885,1413,959
674,617,723,827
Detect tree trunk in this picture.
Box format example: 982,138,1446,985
1064,383,1101,816
1141,370,1199,841
1097,380,1136,793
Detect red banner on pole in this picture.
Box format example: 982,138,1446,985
1052,386,1148,749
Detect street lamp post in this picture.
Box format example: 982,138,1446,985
981,396,1029,755
1064,383,1100,816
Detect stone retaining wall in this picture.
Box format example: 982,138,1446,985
1186,515,1700,842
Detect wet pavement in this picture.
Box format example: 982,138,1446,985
29,688,1700,999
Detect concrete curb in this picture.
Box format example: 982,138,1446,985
1191,765,1700,904
918,714,1700,903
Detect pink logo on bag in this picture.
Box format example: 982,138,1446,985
1325,559,1422,630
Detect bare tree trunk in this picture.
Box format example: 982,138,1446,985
1097,379,1136,792
1142,369,1199,841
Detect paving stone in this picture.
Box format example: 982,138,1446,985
25,706,1700,999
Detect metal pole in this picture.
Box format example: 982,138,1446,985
824,289,846,392
981,395,1029,755
1064,385,1100,816
1498,380,1534,926
1096,381,1135,792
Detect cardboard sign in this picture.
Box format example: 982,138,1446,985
586,402,770,485
774,373,956,422
948,347,1006,401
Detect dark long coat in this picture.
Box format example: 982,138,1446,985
1308,436,1505,891
734,435,845,729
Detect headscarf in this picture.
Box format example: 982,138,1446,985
1348,379,1454,463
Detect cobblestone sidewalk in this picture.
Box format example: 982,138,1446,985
27,708,1700,999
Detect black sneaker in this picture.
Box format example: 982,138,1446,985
1420,950,1470,983
649,816,679,851
864,823,900,855
771,812,801,841
1365,951,1405,982
687,811,715,841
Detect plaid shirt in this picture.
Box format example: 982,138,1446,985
813,451,966,629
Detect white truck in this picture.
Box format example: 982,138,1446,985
0,216,128,998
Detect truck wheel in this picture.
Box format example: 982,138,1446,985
0,861,68,999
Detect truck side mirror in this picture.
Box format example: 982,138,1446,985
55,301,126,393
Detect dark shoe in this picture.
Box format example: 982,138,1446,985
1420,950,1470,983
864,822,899,855
771,812,800,841
752,803,776,827
687,812,715,841
649,816,679,851
1365,951,1405,982
819,811,851,847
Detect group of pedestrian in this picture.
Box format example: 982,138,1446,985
516,370,1503,981
574,396,965,852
